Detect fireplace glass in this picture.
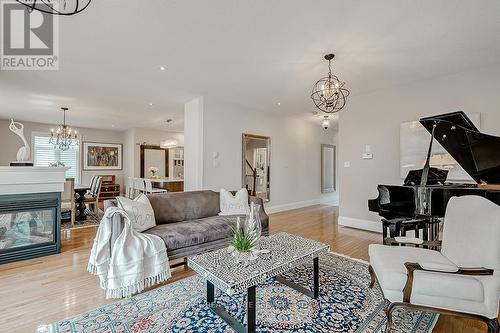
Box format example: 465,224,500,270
0,192,60,264
0,209,55,251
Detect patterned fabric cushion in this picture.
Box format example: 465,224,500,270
219,188,249,216
117,194,156,232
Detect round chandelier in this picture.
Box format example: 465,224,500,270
15,0,92,15
50,107,78,151
311,54,350,113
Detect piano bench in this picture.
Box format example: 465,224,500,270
382,218,440,247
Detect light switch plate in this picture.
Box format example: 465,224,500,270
362,153,373,160
344,161,350,168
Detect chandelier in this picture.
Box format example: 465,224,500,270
160,139,178,149
50,107,78,151
311,54,350,113
15,0,92,15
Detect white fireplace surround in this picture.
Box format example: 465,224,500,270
0,166,69,194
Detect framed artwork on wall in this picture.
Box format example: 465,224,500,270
83,142,123,170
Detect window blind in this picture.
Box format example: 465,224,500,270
33,135,80,183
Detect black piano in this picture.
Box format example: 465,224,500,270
369,111,500,241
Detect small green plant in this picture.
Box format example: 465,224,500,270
230,224,257,252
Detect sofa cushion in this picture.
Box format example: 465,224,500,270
368,244,456,302
144,216,235,251
147,190,220,224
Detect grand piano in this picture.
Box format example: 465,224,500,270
368,111,500,241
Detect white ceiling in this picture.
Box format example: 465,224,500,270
1,0,500,131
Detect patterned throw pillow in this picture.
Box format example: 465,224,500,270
219,188,250,216
116,194,156,232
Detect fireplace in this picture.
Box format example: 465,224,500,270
0,192,61,264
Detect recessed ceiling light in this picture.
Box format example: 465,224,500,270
160,66,166,71
277,102,281,106
149,102,153,106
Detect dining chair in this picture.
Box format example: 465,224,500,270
84,176,103,219
144,178,168,194
133,178,146,196
126,177,134,198
61,178,76,227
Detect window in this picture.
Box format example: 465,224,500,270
33,134,80,183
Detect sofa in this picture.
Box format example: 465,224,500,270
104,190,269,262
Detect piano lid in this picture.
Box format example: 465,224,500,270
420,111,500,184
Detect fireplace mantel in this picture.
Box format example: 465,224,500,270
0,166,69,195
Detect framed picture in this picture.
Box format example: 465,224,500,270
83,142,122,170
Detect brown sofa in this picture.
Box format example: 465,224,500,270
104,190,269,261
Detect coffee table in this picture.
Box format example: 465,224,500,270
187,232,330,333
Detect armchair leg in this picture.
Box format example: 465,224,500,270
385,302,402,333
487,318,500,333
368,265,375,288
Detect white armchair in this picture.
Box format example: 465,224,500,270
369,195,500,333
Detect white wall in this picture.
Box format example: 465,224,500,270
202,98,338,212
184,97,204,191
338,64,500,230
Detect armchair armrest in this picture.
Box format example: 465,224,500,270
402,262,494,302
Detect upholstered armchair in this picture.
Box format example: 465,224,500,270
369,195,500,333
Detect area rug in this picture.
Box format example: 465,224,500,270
40,253,438,333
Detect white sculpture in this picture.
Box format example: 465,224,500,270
9,119,31,162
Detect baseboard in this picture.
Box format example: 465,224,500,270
338,216,382,233
266,196,338,214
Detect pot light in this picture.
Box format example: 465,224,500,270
148,103,153,106
160,66,166,71
277,102,281,106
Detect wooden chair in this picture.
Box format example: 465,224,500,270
369,196,500,333
144,179,167,194
84,176,103,219
61,178,75,227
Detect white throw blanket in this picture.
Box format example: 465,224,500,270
87,207,171,298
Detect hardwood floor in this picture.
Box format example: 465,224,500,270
0,205,496,332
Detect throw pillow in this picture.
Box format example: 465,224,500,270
219,188,250,216
116,194,156,232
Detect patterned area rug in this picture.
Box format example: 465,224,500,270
41,253,437,333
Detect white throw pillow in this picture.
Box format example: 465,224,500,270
116,194,156,232
219,188,250,216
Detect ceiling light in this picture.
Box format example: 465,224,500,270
50,107,78,151
149,103,153,106
160,139,178,149
160,66,166,71
277,102,281,106
15,0,92,15
311,53,350,114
